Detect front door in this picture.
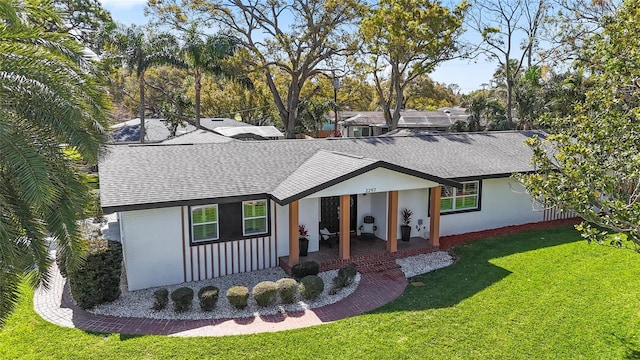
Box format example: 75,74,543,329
320,195,357,233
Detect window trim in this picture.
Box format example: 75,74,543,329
430,180,482,216
242,200,268,236
188,199,272,246
191,204,219,243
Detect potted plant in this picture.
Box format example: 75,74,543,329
400,209,412,242
299,224,309,256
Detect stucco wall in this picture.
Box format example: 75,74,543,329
397,188,430,240
276,203,290,257
437,178,543,236
122,205,278,291
312,167,438,198
120,207,184,291
299,198,320,252
369,192,388,240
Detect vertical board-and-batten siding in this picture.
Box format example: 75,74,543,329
543,206,576,221
121,206,278,291
181,206,278,283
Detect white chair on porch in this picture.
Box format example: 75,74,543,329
319,222,339,248
358,215,377,241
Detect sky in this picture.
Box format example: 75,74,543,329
100,0,496,94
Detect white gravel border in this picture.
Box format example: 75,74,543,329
88,267,360,320
396,251,454,278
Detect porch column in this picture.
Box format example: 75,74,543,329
339,195,350,260
429,186,441,247
288,200,299,267
387,191,398,253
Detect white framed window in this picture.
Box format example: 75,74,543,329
191,205,219,242
440,181,480,213
242,200,268,236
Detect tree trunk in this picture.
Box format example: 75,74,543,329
506,80,514,125
195,70,201,129
284,81,301,139
139,72,145,144
264,72,292,137
389,64,404,130
285,102,298,139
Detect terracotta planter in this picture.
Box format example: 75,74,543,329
299,237,309,256
400,225,411,242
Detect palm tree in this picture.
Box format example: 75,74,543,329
108,26,183,142
0,0,110,322
180,30,238,129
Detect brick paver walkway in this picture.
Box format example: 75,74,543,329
34,262,407,337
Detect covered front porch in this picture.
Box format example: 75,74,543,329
282,186,444,271
279,233,439,272
271,154,461,272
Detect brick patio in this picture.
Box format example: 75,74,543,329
279,235,439,273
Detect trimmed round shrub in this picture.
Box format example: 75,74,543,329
68,239,122,309
276,278,298,304
299,275,324,300
226,285,249,309
198,286,219,311
152,288,169,310
329,275,348,295
170,287,194,313
253,281,278,307
338,264,358,285
291,261,320,280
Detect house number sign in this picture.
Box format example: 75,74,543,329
364,188,376,193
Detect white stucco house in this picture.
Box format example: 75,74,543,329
99,130,562,291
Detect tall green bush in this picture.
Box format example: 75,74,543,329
68,240,122,309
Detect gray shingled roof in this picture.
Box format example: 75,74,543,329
199,118,252,131
160,130,235,144
212,126,284,139
271,150,378,202
99,131,543,212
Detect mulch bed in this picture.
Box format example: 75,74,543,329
439,218,582,250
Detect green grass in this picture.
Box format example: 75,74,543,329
2,226,640,359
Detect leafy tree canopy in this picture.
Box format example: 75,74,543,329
147,0,365,138
0,0,110,322
360,0,468,130
519,0,640,247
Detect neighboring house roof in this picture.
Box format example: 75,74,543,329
160,130,235,144
110,118,195,143
398,110,468,128
199,118,253,131
211,125,284,139
382,128,435,137
341,112,388,126
99,131,545,213
341,108,470,129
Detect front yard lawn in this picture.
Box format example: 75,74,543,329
2,225,640,359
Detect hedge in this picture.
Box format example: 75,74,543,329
68,239,122,309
